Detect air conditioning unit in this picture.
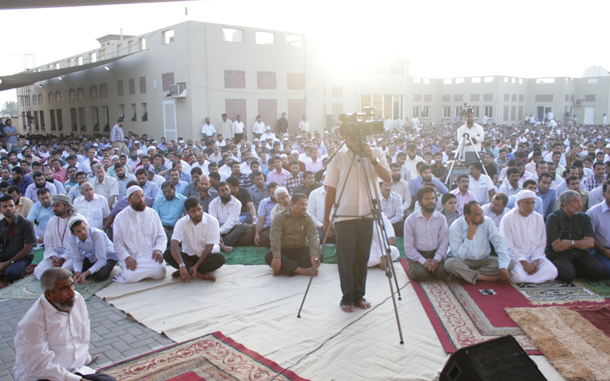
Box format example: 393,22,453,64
575,99,584,105
168,82,187,98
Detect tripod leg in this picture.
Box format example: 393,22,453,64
385,264,405,344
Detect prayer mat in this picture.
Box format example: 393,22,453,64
573,278,610,298
0,264,35,290
569,303,610,337
507,306,610,381
221,237,406,265
99,331,308,381
401,259,539,354
0,270,115,300
513,280,606,305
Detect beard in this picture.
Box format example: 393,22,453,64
392,174,401,182
131,201,146,211
220,194,232,203
51,298,75,311
421,203,436,214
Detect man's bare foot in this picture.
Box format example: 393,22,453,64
294,267,314,276
171,270,180,278
196,273,216,281
222,245,234,254
341,304,354,313
477,274,503,282
273,270,282,276
88,354,99,365
379,259,386,270
355,300,371,309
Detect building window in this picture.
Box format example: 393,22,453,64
588,78,599,84
139,37,146,50
162,72,175,91
519,94,523,102
455,78,464,84
454,94,463,102
99,49,106,60
286,34,303,47
116,44,122,54
128,78,136,95
511,94,516,102
70,108,77,131
139,77,146,94
443,106,451,119
412,106,420,118
470,94,479,102
471,106,480,118
56,109,63,130
413,77,421,84
287,73,305,90
117,80,124,96
484,77,494,83
443,78,452,85
423,78,430,84
422,106,430,118
483,93,493,101
50,109,56,130
141,103,148,122
223,28,243,42
256,31,274,45
89,52,97,63
48,92,54,104
257,71,276,89
455,106,463,118
163,29,175,44
585,94,596,102
99,83,108,98
484,106,493,118
224,70,245,89
128,40,134,53
424,94,431,102
471,77,481,83
89,85,97,99
413,94,422,102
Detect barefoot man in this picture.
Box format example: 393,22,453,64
164,196,225,282
265,193,320,276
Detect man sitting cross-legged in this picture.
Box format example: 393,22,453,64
67,215,119,284
113,185,167,283
499,190,558,283
404,186,450,282
446,200,515,284
265,193,320,276
164,196,226,282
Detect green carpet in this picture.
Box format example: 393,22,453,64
573,279,610,298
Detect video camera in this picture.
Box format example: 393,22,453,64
338,107,384,155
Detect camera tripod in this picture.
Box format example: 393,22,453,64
445,132,488,187
296,139,405,344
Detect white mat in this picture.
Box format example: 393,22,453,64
97,264,563,380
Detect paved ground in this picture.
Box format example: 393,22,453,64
0,295,175,380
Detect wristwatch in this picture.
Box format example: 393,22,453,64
570,240,575,247
10,260,14,264
370,160,379,166
179,263,186,268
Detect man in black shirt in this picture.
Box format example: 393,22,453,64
545,190,605,283
226,176,256,224
0,195,36,281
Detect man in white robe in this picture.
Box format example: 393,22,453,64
113,186,167,283
499,190,558,283
367,212,400,268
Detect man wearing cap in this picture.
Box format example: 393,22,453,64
66,215,118,284
114,186,167,283
33,194,79,279
499,190,558,283
111,117,129,154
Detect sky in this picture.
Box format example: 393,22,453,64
1,0,609,109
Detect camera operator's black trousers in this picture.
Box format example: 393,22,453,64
335,218,373,306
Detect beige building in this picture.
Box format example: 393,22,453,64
16,20,610,141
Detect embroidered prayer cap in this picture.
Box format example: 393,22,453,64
67,214,87,231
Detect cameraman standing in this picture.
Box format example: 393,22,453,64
323,129,391,313
456,109,484,158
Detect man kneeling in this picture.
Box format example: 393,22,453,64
265,193,320,276
164,197,225,282
68,216,119,284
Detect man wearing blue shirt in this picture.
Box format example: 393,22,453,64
446,200,515,284
3,119,19,152
409,164,448,211
153,181,186,248
26,188,54,246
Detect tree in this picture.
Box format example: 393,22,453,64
1,101,18,117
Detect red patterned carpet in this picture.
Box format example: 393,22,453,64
100,331,308,381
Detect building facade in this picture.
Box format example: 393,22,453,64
17,20,610,142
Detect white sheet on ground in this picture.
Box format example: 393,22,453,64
96,264,563,381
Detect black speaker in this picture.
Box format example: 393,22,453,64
440,335,547,381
